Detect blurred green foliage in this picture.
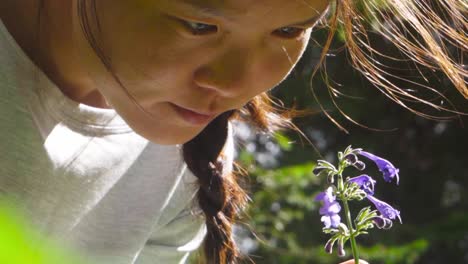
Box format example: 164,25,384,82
0,201,85,264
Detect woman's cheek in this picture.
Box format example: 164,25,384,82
247,39,307,98
289,31,312,63
260,41,307,86
111,23,193,80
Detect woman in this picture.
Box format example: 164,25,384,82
0,0,465,263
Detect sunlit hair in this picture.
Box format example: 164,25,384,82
315,0,467,130
45,0,467,263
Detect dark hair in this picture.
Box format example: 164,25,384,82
183,95,296,263
183,111,244,263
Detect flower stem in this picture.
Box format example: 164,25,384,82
337,166,359,263
342,199,359,264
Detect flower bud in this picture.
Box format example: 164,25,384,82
338,152,344,160
327,173,335,184
324,238,335,254
344,153,358,164
371,216,393,229
338,223,350,235
313,167,326,176
337,238,346,257
383,218,393,229
353,161,366,171
371,216,386,229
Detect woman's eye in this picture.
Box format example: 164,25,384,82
181,20,218,35
273,27,305,39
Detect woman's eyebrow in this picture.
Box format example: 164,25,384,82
288,7,329,27
288,14,322,27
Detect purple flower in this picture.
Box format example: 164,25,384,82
359,150,400,185
347,174,376,195
315,187,341,228
367,195,402,224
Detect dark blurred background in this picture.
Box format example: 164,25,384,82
232,23,468,264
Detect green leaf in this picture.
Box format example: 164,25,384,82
0,203,86,264
274,132,293,151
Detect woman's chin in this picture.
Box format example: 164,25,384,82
130,122,204,145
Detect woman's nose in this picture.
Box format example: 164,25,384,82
193,47,252,98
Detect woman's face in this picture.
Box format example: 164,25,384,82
74,0,329,144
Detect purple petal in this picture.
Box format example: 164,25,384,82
367,195,402,223
319,201,341,215
321,215,332,228
315,187,335,203
347,174,376,195
321,214,341,228
359,151,400,185
316,187,342,228
330,214,341,228
315,192,326,202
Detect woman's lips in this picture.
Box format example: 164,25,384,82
170,103,215,126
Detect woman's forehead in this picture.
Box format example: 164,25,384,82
166,0,329,22
169,0,328,14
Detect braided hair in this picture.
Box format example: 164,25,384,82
183,111,243,264
183,94,296,264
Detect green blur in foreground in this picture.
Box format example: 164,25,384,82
0,202,85,264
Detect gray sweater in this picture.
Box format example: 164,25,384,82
0,19,233,264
